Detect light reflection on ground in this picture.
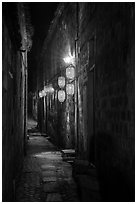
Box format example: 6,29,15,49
33,151,62,159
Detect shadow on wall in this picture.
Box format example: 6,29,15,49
95,132,135,202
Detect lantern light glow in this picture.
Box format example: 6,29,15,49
39,91,43,98
66,65,75,80
44,84,54,94
42,90,46,96
39,90,46,98
63,53,75,65
66,84,74,95
58,90,66,102
63,56,72,64
58,76,65,88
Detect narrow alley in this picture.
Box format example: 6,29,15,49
15,118,79,202
2,2,135,202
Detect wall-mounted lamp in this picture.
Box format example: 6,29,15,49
63,53,75,65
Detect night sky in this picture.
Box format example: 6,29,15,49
28,2,59,92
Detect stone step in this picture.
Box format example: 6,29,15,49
61,149,75,157
61,149,75,154
42,177,57,183
42,170,56,177
41,164,56,170
62,156,75,161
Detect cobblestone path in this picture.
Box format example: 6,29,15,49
15,119,79,202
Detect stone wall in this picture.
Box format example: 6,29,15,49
73,2,134,201
2,4,26,201
81,3,135,201
37,3,135,201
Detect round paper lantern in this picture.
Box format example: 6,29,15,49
66,65,75,80
58,90,65,102
44,84,54,94
42,90,46,96
39,91,43,98
58,76,65,88
66,84,74,95
49,87,54,94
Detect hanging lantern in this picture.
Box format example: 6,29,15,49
39,91,43,98
44,84,54,94
66,65,75,80
42,90,46,97
58,90,66,102
66,84,74,95
58,76,65,88
49,86,54,94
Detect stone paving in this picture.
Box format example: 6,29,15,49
15,118,80,202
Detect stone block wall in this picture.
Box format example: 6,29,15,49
2,12,25,201
75,2,135,201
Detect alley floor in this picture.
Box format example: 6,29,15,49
15,118,79,202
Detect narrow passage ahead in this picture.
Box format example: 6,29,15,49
15,118,79,202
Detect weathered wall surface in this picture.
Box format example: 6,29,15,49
38,3,76,148
37,2,134,201
77,3,135,201
95,4,134,201
2,6,25,201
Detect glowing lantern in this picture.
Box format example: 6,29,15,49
39,90,46,98
63,53,75,65
42,90,46,96
39,91,43,98
49,87,54,94
44,84,54,94
58,90,66,102
66,84,74,95
66,65,75,80
58,76,65,88
63,56,72,64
